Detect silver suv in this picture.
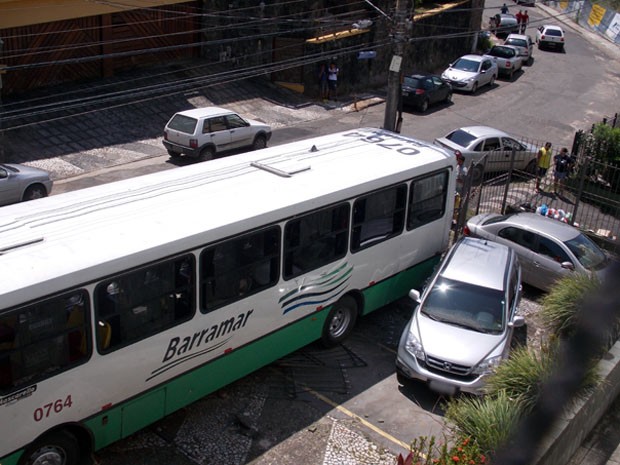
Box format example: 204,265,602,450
396,236,524,395
163,107,272,160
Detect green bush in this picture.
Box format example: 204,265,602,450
444,390,524,456
541,273,601,339
484,345,553,413
592,123,620,163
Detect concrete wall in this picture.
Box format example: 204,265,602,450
533,342,620,465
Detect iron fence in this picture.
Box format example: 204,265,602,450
453,150,620,254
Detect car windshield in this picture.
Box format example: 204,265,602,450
403,77,422,88
565,234,608,270
452,58,480,72
421,277,505,334
167,114,199,134
446,129,477,148
505,38,527,47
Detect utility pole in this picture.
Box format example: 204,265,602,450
383,0,408,133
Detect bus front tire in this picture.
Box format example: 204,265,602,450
20,430,81,465
321,295,358,348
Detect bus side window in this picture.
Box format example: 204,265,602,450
283,204,349,279
407,171,448,230
201,227,280,312
94,255,195,353
1,291,90,393
351,185,406,251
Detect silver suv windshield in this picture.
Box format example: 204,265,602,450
421,277,505,333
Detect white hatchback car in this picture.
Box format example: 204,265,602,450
163,107,272,160
396,236,524,395
536,25,565,51
441,54,498,94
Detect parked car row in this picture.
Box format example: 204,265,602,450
397,210,614,395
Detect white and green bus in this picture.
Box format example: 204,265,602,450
0,128,455,465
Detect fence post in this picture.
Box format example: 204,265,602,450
571,156,588,227
572,130,583,156
501,148,517,213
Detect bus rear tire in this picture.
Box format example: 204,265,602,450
321,295,357,348
20,430,81,465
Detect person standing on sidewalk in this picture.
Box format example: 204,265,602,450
501,3,509,14
327,62,339,101
552,147,575,194
535,141,552,192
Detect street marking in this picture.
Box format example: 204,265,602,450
307,386,412,451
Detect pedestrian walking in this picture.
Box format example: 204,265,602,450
535,141,552,192
327,62,339,100
501,3,509,14
516,10,524,33
318,63,328,101
521,10,529,33
552,147,575,194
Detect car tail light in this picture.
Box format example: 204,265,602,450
163,131,168,141
462,225,471,236
505,62,511,68
560,37,564,42
190,139,198,149
415,89,425,95
541,35,545,39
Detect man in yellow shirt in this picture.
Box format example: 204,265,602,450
535,142,552,192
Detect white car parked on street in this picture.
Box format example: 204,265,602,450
441,54,498,94
536,24,566,51
163,107,272,161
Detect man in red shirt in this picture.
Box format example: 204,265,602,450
521,10,529,33
516,10,524,32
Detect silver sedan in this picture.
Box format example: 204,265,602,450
0,163,53,207
464,212,612,291
433,125,538,183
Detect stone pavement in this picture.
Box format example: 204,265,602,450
0,64,384,184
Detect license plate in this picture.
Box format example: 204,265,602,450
428,379,458,396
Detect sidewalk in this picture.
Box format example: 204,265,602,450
1,64,384,184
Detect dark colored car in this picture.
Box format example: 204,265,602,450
401,74,453,113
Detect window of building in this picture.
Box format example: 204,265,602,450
201,227,280,311
284,204,349,279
